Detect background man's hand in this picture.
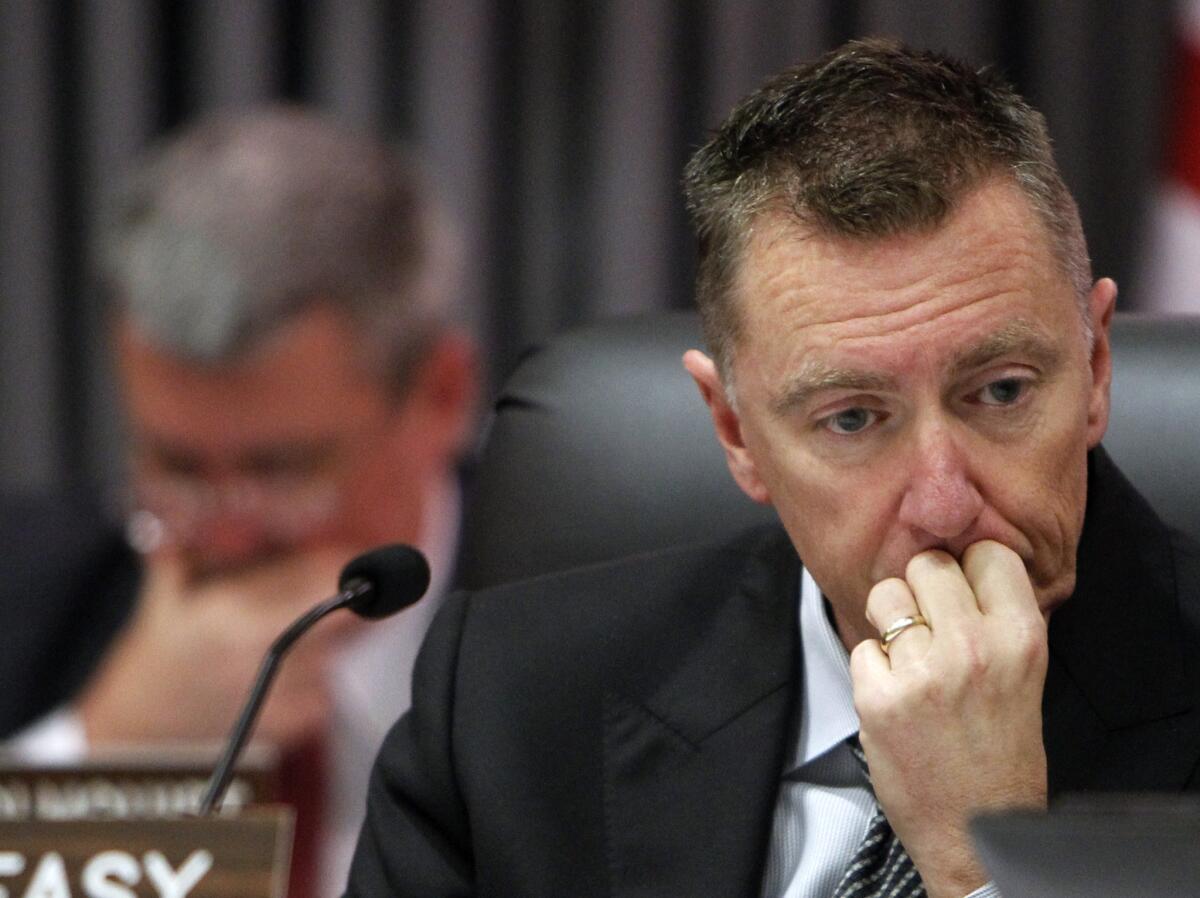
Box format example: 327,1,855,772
849,540,1049,898
78,548,363,751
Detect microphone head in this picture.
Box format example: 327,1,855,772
338,544,431,620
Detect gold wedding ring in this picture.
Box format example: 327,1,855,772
880,614,929,655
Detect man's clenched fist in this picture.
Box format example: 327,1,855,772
849,540,1050,898
78,548,364,751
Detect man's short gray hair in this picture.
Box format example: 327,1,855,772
682,38,1093,385
101,106,458,393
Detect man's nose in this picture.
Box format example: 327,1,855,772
187,512,277,570
896,422,984,541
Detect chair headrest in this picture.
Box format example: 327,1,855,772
459,312,1200,589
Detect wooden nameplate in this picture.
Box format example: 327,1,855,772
0,808,293,897
0,748,291,896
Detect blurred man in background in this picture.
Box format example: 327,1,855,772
1,108,478,898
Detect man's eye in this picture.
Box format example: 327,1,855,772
824,407,876,434
978,378,1026,406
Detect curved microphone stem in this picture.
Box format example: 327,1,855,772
198,580,370,815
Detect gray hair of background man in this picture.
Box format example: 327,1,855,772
100,106,458,394
682,38,1094,387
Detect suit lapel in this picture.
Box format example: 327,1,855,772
1044,448,1200,794
602,527,800,898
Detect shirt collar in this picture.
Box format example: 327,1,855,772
790,565,860,770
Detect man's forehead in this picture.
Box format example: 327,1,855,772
728,182,1076,360
734,180,1059,298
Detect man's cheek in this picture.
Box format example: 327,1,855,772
1019,488,1083,570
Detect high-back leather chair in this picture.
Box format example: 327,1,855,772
458,312,1200,590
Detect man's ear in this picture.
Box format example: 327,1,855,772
400,329,480,459
681,349,771,504
1085,278,1117,449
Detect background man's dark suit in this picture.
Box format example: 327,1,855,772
346,448,1200,897
0,495,137,737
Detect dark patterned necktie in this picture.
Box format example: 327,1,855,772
832,737,926,898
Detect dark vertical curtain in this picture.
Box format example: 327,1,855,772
0,0,1177,500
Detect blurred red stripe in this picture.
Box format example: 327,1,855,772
1168,32,1200,195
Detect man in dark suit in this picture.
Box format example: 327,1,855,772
1,108,479,898
346,39,1200,898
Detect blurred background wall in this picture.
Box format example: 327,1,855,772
0,0,1182,505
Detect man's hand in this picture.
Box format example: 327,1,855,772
848,540,1049,898
78,549,363,751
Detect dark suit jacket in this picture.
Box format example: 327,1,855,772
347,448,1200,897
0,493,139,737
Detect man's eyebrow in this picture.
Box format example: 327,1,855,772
142,441,204,473
138,436,341,474
944,320,1063,380
767,320,1065,416
770,365,896,416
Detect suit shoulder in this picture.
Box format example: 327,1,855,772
0,491,140,735
436,523,796,696
1170,528,1200,629
0,491,132,585
460,522,794,621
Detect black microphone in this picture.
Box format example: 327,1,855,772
198,544,430,815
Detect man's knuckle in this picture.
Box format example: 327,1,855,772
854,681,902,724
962,643,993,684
965,538,999,562
990,616,1047,666
910,672,947,709
904,553,931,582
848,640,874,669
868,577,903,604
1014,626,1049,670
906,548,955,582
865,577,913,625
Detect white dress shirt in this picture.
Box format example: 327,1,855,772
760,567,1000,898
